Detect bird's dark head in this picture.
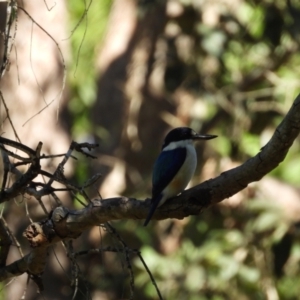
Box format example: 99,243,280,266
162,127,217,149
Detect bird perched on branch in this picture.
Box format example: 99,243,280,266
144,127,217,226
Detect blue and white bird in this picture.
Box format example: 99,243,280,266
144,127,217,226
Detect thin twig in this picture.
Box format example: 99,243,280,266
105,222,135,300
0,92,21,142
18,6,66,125
137,252,164,300
1,217,24,258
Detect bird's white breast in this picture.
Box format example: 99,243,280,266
158,140,197,206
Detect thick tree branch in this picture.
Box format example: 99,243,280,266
23,94,300,249
0,94,299,281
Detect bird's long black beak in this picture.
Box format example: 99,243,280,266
192,134,218,140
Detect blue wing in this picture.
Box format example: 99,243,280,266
151,147,186,199
144,148,186,226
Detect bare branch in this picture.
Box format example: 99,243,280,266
0,246,48,281
0,1,18,79
0,138,98,204
0,94,299,283
0,142,42,203
21,94,300,250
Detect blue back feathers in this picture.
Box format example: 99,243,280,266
152,147,186,199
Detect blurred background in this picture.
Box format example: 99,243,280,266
1,0,300,299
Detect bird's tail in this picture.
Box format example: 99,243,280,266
143,195,163,226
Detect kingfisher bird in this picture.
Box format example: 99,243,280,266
144,127,217,226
